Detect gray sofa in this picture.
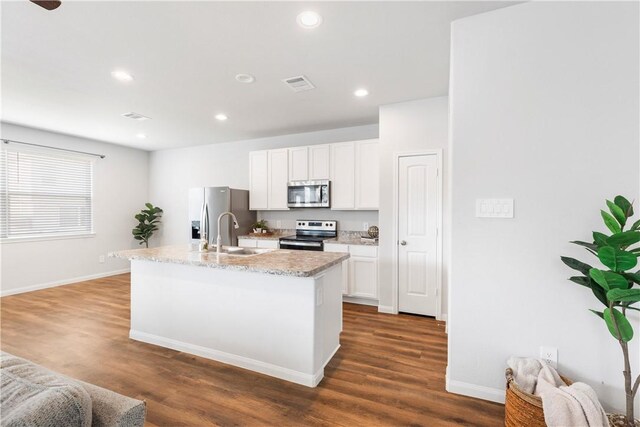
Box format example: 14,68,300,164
0,352,146,427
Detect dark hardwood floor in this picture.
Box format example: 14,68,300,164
0,274,504,426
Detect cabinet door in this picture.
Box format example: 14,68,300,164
349,256,378,299
308,145,330,180
341,259,349,295
238,238,258,248
268,149,290,210
324,243,350,295
249,151,268,210
330,142,355,210
355,140,380,210
288,147,308,182
256,240,279,249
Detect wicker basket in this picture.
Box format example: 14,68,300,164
505,368,573,427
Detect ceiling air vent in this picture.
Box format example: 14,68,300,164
282,75,315,92
122,112,151,121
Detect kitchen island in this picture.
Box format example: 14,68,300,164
111,245,349,387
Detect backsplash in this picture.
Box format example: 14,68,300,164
258,209,378,232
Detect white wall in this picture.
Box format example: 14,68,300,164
0,123,150,295
149,124,379,245
448,1,639,413
378,97,449,316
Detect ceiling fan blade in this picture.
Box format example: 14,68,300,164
29,1,62,11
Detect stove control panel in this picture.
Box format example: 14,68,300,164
296,220,337,232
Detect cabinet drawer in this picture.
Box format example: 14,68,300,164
349,245,377,258
256,240,279,249
324,243,349,253
237,239,258,248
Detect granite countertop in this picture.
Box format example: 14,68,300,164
323,236,378,247
323,231,379,246
110,245,349,278
237,230,293,241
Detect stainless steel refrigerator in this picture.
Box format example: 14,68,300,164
189,187,255,246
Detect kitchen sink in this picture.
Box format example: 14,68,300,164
208,246,275,256
223,247,275,256
191,246,276,256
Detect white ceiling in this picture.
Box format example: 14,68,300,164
1,1,516,151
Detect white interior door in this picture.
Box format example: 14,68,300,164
398,154,439,316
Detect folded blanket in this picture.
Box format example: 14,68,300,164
507,356,543,394
507,357,608,427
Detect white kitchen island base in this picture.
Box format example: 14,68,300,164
128,259,343,387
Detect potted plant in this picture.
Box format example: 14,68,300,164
252,220,268,234
562,195,640,427
132,203,163,248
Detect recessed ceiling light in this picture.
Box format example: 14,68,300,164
235,74,255,84
111,70,134,82
136,133,147,139
354,88,369,97
297,11,322,29
215,114,228,121
122,112,151,121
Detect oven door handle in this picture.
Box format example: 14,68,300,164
280,240,323,248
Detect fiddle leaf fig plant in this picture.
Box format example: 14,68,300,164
132,203,163,248
562,195,640,426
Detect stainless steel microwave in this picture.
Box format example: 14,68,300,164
287,180,330,208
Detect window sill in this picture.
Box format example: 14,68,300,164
1,233,96,244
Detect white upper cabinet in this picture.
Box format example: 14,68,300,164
308,145,331,180
355,139,380,210
330,139,379,210
249,139,378,211
288,147,309,182
268,149,289,210
289,145,330,182
330,142,356,210
249,150,269,210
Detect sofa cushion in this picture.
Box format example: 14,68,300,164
77,380,146,427
1,352,92,427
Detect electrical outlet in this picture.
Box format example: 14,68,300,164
276,220,282,229
539,346,558,368
363,222,369,231
99,255,105,264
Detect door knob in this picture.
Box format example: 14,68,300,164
400,240,407,246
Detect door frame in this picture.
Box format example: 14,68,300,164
391,150,443,319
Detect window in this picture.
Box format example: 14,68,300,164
0,145,94,240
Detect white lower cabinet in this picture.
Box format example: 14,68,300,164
238,239,279,249
349,256,378,299
324,243,378,301
257,240,279,249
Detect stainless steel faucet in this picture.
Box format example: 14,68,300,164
216,211,239,254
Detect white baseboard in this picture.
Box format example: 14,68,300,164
445,374,505,404
377,305,396,314
343,295,378,307
130,329,329,388
439,313,448,333
0,269,131,297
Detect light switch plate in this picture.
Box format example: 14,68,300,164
476,199,514,218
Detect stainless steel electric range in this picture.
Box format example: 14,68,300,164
279,220,337,251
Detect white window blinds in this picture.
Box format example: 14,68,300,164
0,145,94,239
